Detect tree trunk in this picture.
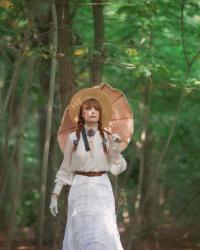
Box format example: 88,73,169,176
56,0,76,112
35,2,55,244
1,18,33,124
0,15,33,205
37,1,58,249
5,57,36,250
127,80,152,250
54,1,77,248
90,0,105,86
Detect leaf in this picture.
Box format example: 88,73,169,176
125,48,138,56
74,48,87,56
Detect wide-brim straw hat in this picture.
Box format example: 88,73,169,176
68,87,112,128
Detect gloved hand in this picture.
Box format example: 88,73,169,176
109,133,121,159
110,133,121,154
108,133,126,172
49,195,58,217
49,182,63,217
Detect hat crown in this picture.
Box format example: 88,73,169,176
69,87,112,128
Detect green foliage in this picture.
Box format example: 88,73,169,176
0,0,200,232
16,189,39,227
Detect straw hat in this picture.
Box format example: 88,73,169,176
68,87,112,128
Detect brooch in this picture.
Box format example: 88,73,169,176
87,128,96,137
73,138,79,145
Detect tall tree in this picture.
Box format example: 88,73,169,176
90,0,105,85
37,0,58,248
5,56,36,250
56,0,76,112
53,1,77,249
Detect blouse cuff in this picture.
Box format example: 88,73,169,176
109,154,127,176
55,170,74,186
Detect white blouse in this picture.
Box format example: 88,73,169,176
55,124,127,186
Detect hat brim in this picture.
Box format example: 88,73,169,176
69,88,112,128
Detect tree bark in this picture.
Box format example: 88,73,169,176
56,0,76,112
37,1,58,248
34,2,55,244
90,0,105,86
54,1,77,248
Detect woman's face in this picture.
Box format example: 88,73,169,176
82,105,100,125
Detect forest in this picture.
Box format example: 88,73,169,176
0,0,200,249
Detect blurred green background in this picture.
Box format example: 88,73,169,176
0,0,200,249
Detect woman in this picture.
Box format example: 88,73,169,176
49,87,127,250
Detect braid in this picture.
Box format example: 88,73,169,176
98,120,108,154
73,119,84,152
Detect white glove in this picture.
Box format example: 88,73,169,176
49,196,58,217
49,182,63,217
109,133,127,175
110,133,121,155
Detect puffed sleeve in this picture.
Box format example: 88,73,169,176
106,133,127,176
54,135,74,186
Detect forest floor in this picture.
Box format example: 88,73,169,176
121,223,200,250
0,224,200,250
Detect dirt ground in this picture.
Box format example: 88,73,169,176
121,223,200,250
1,224,200,250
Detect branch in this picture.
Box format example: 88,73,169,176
180,0,190,70
174,189,200,221
0,18,33,125
156,91,185,178
189,47,200,68
69,0,80,21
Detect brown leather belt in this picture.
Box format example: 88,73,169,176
75,171,106,177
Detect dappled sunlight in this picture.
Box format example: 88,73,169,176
123,210,131,224
16,246,35,250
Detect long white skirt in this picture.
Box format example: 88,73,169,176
62,173,124,250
